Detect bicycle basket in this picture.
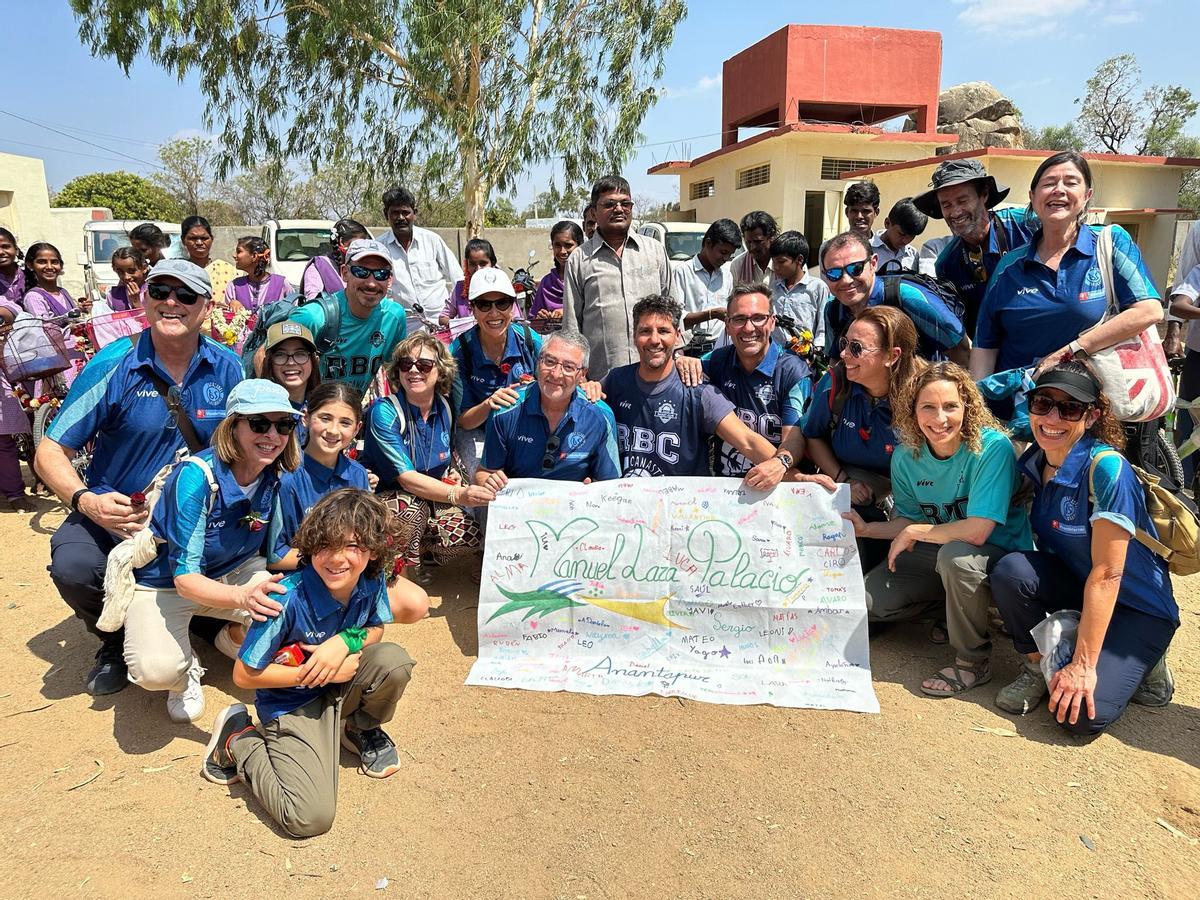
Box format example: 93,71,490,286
0,314,71,382
87,307,148,350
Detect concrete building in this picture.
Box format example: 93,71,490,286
846,148,1200,289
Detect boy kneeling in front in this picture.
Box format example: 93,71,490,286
202,489,415,837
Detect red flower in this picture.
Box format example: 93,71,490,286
240,512,268,532
344,447,359,460
517,373,534,385
129,491,146,507
249,520,264,533
499,363,512,375
858,427,871,442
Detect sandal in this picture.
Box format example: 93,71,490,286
920,658,992,697
929,620,949,645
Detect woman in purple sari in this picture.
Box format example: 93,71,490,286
529,220,583,320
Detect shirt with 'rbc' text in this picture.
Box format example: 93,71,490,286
287,290,408,393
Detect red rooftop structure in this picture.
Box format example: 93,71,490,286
721,25,942,146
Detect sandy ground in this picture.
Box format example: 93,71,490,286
0,492,1196,899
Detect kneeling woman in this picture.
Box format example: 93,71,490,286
122,380,300,723
362,333,494,582
845,362,1032,697
991,362,1179,733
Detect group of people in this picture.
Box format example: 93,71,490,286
0,149,1183,838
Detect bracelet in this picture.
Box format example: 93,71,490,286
70,487,92,513
835,469,846,483
448,485,459,505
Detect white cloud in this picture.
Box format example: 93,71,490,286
659,73,721,101
955,0,1087,36
168,128,212,141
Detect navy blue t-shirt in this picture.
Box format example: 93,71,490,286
450,324,542,414
361,394,454,488
267,453,371,563
801,371,897,475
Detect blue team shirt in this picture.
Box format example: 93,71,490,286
702,342,812,476
823,277,965,361
361,395,454,487
267,453,371,563
935,207,1038,338
890,427,1033,552
482,383,621,481
288,291,408,393
1022,436,1178,624
134,448,280,589
450,325,542,414
603,364,734,477
239,566,393,723
801,372,897,475
976,225,1160,372
46,330,243,497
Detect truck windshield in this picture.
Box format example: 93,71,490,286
665,232,703,261
89,231,183,262
275,229,331,262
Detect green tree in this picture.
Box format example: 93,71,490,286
520,184,591,220
69,0,687,236
52,170,179,219
216,163,319,223
1022,122,1087,152
154,137,216,217
1076,54,1198,154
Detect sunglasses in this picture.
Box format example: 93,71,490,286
1028,392,1091,422
822,259,870,281
599,199,634,211
243,415,298,436
398,357,436,374
542,434,562,470
348,264,392,282
146,282,203,305
472,298,514,313
269,349,312,365
838,337,881,358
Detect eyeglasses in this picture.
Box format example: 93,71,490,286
243,415,299,436
838,337,881,358
471,298,514,312
822,259,870,281
539,354,581,376
727,313,772,329
542,434,562,470
599,199,634,211
269,349,312,366
348,264,392,282
398,357,436,374
1028,392,1091,422
146,282,203,305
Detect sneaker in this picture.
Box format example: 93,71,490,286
341,724,401,778
996,661,1048,716
1131,655,1175,707
86,638,129,696
213,624,243,660
202,703,253,785
166,657,207,723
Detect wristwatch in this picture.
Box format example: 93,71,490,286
773,450,794,469
1067,340,1089,359
70,487,92,513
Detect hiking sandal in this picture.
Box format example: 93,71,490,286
920,658,992,697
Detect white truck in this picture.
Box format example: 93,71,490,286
79,219,183,304
261,219,335,286
636,221,711,264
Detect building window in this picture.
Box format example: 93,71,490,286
820,157,901,180
689,179,715,200
736,164,771,190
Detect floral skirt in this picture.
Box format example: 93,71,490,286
378,491,482,569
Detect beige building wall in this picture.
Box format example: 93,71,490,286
0,152,56,258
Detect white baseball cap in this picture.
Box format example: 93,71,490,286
467,267,516,302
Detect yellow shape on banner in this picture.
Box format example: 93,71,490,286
578,594,690,629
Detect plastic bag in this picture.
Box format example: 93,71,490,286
0,313,70,382
1030,609,1081,686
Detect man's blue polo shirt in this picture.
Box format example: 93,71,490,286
936,207,1037,337
702,342,812,476
135,448,280,589
361,395,454,488
823,277,965,362
976,224,1160,372
450,324,542,414
482,383,620,481
240,565,393,723
47,330,243,497
1021,435,1178,624
267,453,371,563
801,372,897,475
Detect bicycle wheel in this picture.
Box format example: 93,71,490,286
1153,430,1186,489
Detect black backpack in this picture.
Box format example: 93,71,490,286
878,268,967,324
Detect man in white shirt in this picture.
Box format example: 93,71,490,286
375,185,463,313
769,230,829,351
730,210,777,289
671,218,740,351
870,197,928,274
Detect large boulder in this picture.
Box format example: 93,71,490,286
904,81,1025,153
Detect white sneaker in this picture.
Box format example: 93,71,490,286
167,657,207,723
214,624,243,660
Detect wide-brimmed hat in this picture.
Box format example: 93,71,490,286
913,159,1010,219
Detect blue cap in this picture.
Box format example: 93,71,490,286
145,258,213,297
226,379,298,417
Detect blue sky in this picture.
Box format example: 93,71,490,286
1,0,1196,209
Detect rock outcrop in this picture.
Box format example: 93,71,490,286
904,81,1024,153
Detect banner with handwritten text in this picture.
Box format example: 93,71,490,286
465,478,879,713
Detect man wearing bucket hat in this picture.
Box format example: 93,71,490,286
914,158,1036,338
37,258,244,697
285,238,408,394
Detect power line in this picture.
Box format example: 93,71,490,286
0,108,162,170
0,136,152,167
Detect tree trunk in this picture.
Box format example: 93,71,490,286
463,150,487,238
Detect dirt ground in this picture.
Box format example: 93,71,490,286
0,493,1196,899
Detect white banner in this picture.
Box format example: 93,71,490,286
466,477,879,713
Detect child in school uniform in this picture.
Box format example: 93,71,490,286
202,489,416,837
